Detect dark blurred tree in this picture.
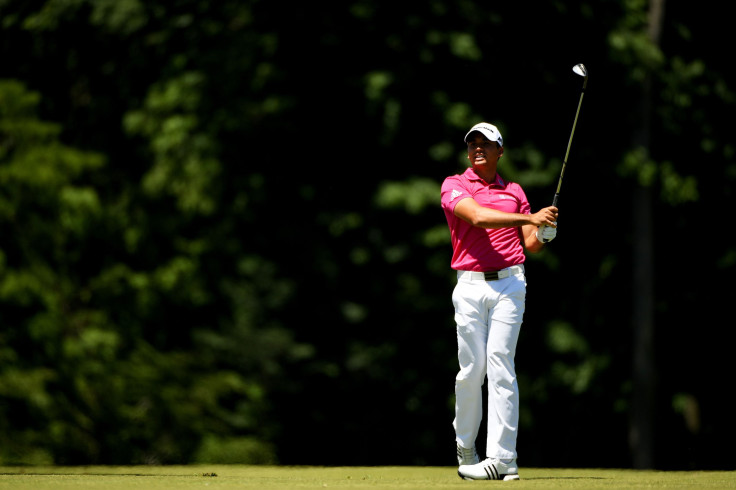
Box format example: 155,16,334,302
0,0,734,469
0,0,304,463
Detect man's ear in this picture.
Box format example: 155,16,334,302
498,146,504,158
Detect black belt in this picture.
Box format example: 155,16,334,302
484,271,504,281
457,266,525,282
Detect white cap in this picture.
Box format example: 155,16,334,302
464,122,503,147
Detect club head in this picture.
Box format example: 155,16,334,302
573,63,588,78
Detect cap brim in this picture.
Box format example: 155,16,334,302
464,128,502,145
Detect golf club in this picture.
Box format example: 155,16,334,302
540,63,588,243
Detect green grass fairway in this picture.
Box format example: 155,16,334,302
1,465,734,489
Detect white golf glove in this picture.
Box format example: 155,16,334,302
537,223,557,243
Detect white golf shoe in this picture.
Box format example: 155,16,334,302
458,458,520,481
456,444,479,465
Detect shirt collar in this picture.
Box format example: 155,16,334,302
463,167,506,188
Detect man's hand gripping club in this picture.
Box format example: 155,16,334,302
532,207,558,244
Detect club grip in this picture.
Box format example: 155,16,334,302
552,194,559,208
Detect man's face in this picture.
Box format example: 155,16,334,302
466,133,503,167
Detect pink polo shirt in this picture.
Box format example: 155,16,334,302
441,168,531,271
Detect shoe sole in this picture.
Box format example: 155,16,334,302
457,471,520,481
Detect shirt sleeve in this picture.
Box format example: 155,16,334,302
513,183,532,215
440,175,470,215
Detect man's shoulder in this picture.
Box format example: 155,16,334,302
441,172,474,208
443,168,474,183
442,173,463,184
441,172,472,193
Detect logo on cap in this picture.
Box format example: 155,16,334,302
464,122,503,147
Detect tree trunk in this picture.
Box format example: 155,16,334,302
630,0,665,470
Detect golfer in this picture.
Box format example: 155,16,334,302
440,122,558,480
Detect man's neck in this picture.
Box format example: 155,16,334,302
472,165,497,184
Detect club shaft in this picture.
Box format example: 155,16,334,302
552,83,586,206
562,92,585,171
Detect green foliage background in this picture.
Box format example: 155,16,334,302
0,0,733,470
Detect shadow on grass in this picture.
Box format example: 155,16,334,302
0,473,217,477
524,476,608,480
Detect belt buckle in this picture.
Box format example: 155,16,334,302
483,269,510,281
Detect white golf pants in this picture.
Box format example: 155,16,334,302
452,268,526,460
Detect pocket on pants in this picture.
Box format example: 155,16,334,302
494,277,526,324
